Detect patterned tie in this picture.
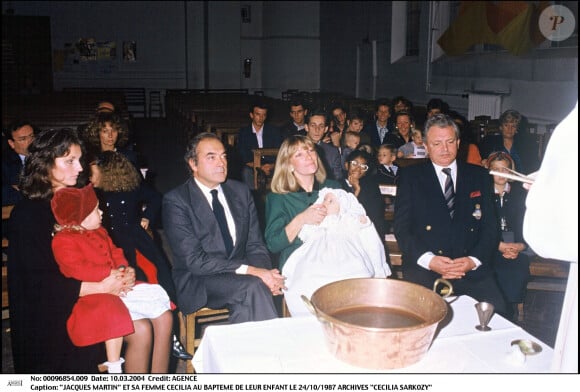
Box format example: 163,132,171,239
211,189,234,254
442,168,455,219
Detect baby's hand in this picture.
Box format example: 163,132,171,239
359,216,368,224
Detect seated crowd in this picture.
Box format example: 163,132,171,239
3,94,543,373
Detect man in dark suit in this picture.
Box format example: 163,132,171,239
2,121,35,206
236,100,283,190
280,99,308,140
162,133,283,323
394,114,507,316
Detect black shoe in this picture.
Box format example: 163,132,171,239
172,334,193,360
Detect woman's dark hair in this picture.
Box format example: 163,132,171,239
83,111,129,152
20,128,84,201
426,98,449,114
392,96,413,113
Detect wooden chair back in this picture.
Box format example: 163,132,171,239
178,307,229,373
394,157,429,168
2,205,15,319
252,148,279,191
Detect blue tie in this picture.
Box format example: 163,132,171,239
442,168,455,219
211,189,234,254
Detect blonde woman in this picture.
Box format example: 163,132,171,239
264,135,341,271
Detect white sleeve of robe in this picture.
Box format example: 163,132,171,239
523,102,578,373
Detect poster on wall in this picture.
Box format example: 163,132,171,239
123,41,136,62
97,41,117,60
76,38,97,61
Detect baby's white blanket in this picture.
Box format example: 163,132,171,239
282,189,391,316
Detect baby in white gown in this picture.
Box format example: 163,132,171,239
282,188,392,316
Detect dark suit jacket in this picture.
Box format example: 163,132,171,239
362,122,394,147
2,150,24,205
162,178,271,314
317,141,343,180
375,164,400,185
394,160,499,287
280,121,307,140
236,124,282,165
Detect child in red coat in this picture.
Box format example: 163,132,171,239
51,184,172,373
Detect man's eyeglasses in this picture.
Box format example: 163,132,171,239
350,160,369,171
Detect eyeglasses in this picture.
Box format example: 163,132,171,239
350,160,369,171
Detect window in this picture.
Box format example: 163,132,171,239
406,2,421,56
391,1,422,63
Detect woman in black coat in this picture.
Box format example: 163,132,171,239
7,129,149,373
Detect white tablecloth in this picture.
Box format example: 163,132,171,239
192,295,553,373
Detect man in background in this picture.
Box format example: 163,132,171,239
236,100,282,190
280,99,308,139
2,121,35,205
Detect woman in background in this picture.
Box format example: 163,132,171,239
486,151,530,321
83,111,139,169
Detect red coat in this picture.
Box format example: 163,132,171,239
52,226,134,346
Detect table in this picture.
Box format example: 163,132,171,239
192,295,553,373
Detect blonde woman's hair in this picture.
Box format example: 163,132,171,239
95,150,141,192
270,135,327,194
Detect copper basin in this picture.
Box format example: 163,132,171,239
302,278,452,369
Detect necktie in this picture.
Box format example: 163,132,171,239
379,127,387,143
442,168,455,219
210,189,234,254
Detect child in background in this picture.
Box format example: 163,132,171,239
282,188,391,316
397,129,427,158
51,185,172,373
375,144,399,185
344,111,371,146
486,151,530,321
90,151,192,361
340,131,362,176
